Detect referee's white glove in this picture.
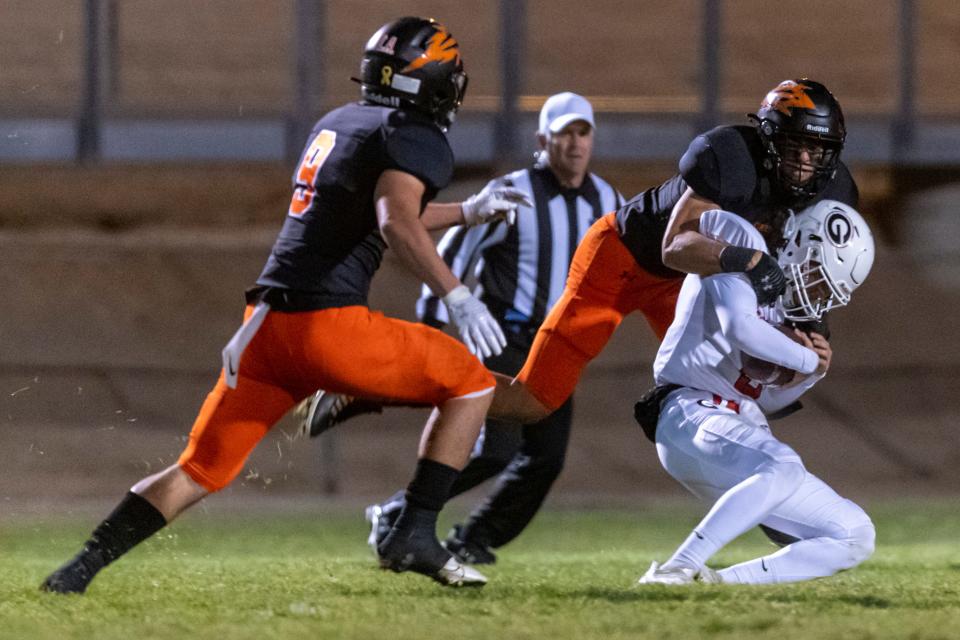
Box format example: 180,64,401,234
461,184,533,227
443,285,507,358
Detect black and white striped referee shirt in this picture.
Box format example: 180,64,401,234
418,166,623,328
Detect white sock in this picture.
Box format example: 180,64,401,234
662,528,723,572
662,461,803,572
720,526,875,584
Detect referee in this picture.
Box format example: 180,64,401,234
357,93,623,563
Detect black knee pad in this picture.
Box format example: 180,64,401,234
758,524,800,547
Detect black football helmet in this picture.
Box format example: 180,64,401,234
356,17,468,130
750,79,846,201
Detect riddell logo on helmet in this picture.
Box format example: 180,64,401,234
365,92,401,108
762,81,815,116
806,124,830,133
403,26,461,71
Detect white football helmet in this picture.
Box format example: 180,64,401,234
778,199,875,321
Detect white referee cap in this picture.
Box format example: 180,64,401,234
539,92,595,135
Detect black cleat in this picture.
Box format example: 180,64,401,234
378,529,487,587
444,524,497,565
40,550,103,594
294,391,383,438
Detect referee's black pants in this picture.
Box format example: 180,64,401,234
446,322,574,549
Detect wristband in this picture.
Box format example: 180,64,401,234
443,284,471,305
719,245,756,273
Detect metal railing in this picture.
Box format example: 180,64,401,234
2,0,956,166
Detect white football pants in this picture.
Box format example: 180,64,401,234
654,388,875,584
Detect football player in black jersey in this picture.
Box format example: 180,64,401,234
495,79,858,425
40,17,530,594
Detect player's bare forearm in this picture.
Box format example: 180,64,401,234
663,230,729,276
381,216,460,296
662,186,725,275
375,170,460,296
421,202,466,231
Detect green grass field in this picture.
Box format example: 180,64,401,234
2,501,958,640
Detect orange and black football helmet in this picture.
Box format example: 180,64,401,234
751,79,846,201
356,17,468,130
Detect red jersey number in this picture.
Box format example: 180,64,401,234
289,129,337,217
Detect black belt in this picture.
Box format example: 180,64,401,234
245,285,365,312
633,383,682,443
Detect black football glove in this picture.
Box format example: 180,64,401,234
786,313,830,340
720,246,786,306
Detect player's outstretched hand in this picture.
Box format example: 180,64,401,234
443,285,507,358
461,185,533,227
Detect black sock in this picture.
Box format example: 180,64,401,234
404,458,459,512
84,492,168,567
376,461,460,568
42,492,169,592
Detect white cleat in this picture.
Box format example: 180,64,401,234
696,565,724,584
364,504,385,556
435,557,488,587
637,561,696,585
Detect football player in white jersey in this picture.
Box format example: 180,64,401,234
638,199,876,585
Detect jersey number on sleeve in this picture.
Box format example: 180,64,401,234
288,129,337,217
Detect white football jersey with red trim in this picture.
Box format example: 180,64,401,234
653,210,819,422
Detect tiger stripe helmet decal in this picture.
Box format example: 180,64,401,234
752,78,846,200
403,26,461,72
761,81,816,116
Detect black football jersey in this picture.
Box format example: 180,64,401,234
615,125,858,279
257,102,454,307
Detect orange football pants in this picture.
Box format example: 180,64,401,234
179,305,494,492
516,213,683,411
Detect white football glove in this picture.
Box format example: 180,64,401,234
443,285,507,358
461,184,533,227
